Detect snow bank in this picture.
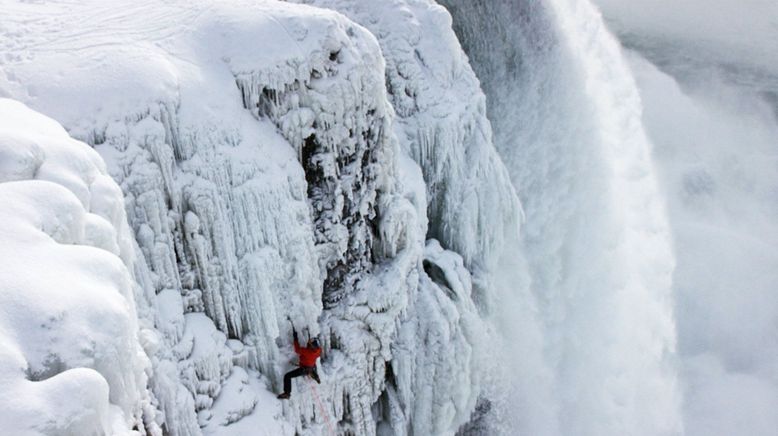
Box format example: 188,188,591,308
3,1,362,432
0,99,158,435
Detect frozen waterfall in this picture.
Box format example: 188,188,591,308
1,0,776,435
0,0,514,434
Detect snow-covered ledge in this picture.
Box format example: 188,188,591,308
0,98,159,435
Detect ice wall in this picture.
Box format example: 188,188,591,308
1,1,384,433
0,0,513,434
440,0,682,435
292,2,535,434
91,7,409,434
0,99,160,435
297,0,522,307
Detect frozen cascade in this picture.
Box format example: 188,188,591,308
95,9,413,435
2,0,774,435
0,0,516,434
440,0,682,435
228,9,422,433
292,1,531,433
390,240,485,436
296,0,523,309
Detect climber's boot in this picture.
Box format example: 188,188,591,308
310,369,321,384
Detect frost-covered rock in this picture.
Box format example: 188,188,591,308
300,0,522,310
296,2,526,433
0,98,160,435
386,240,485,435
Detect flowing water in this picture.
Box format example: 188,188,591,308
442,1,684,434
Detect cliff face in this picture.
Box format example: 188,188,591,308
0,1,519,435
8,1,771,435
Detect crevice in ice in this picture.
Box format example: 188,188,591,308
234,60,389,310
422,258,455,300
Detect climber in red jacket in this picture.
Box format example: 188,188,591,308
277,328,321,399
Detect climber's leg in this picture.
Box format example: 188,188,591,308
278,367,307,399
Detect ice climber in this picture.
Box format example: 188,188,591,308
277,328,322,399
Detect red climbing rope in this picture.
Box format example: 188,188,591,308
307,377,336,436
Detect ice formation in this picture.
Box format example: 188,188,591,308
297,0,522,305
0,0,519,434
2,0,774,435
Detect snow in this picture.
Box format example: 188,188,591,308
299,0,522,309
0,98,158,435
4,0,771,435
1,0,515,434
202,367,286,436
390,240,485,436
292,1,527,433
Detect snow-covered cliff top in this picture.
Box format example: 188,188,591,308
0,98,152,435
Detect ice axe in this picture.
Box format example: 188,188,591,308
287,317,312,343
287,317,298,340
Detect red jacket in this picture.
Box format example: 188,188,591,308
294,340,321,367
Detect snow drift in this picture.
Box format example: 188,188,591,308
0,98,157,435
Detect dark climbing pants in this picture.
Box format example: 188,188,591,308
283,366,315,394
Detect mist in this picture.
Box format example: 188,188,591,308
441,1,778,435
595,1,778,435
594,0,778,72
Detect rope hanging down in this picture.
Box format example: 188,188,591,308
307,377,336,436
